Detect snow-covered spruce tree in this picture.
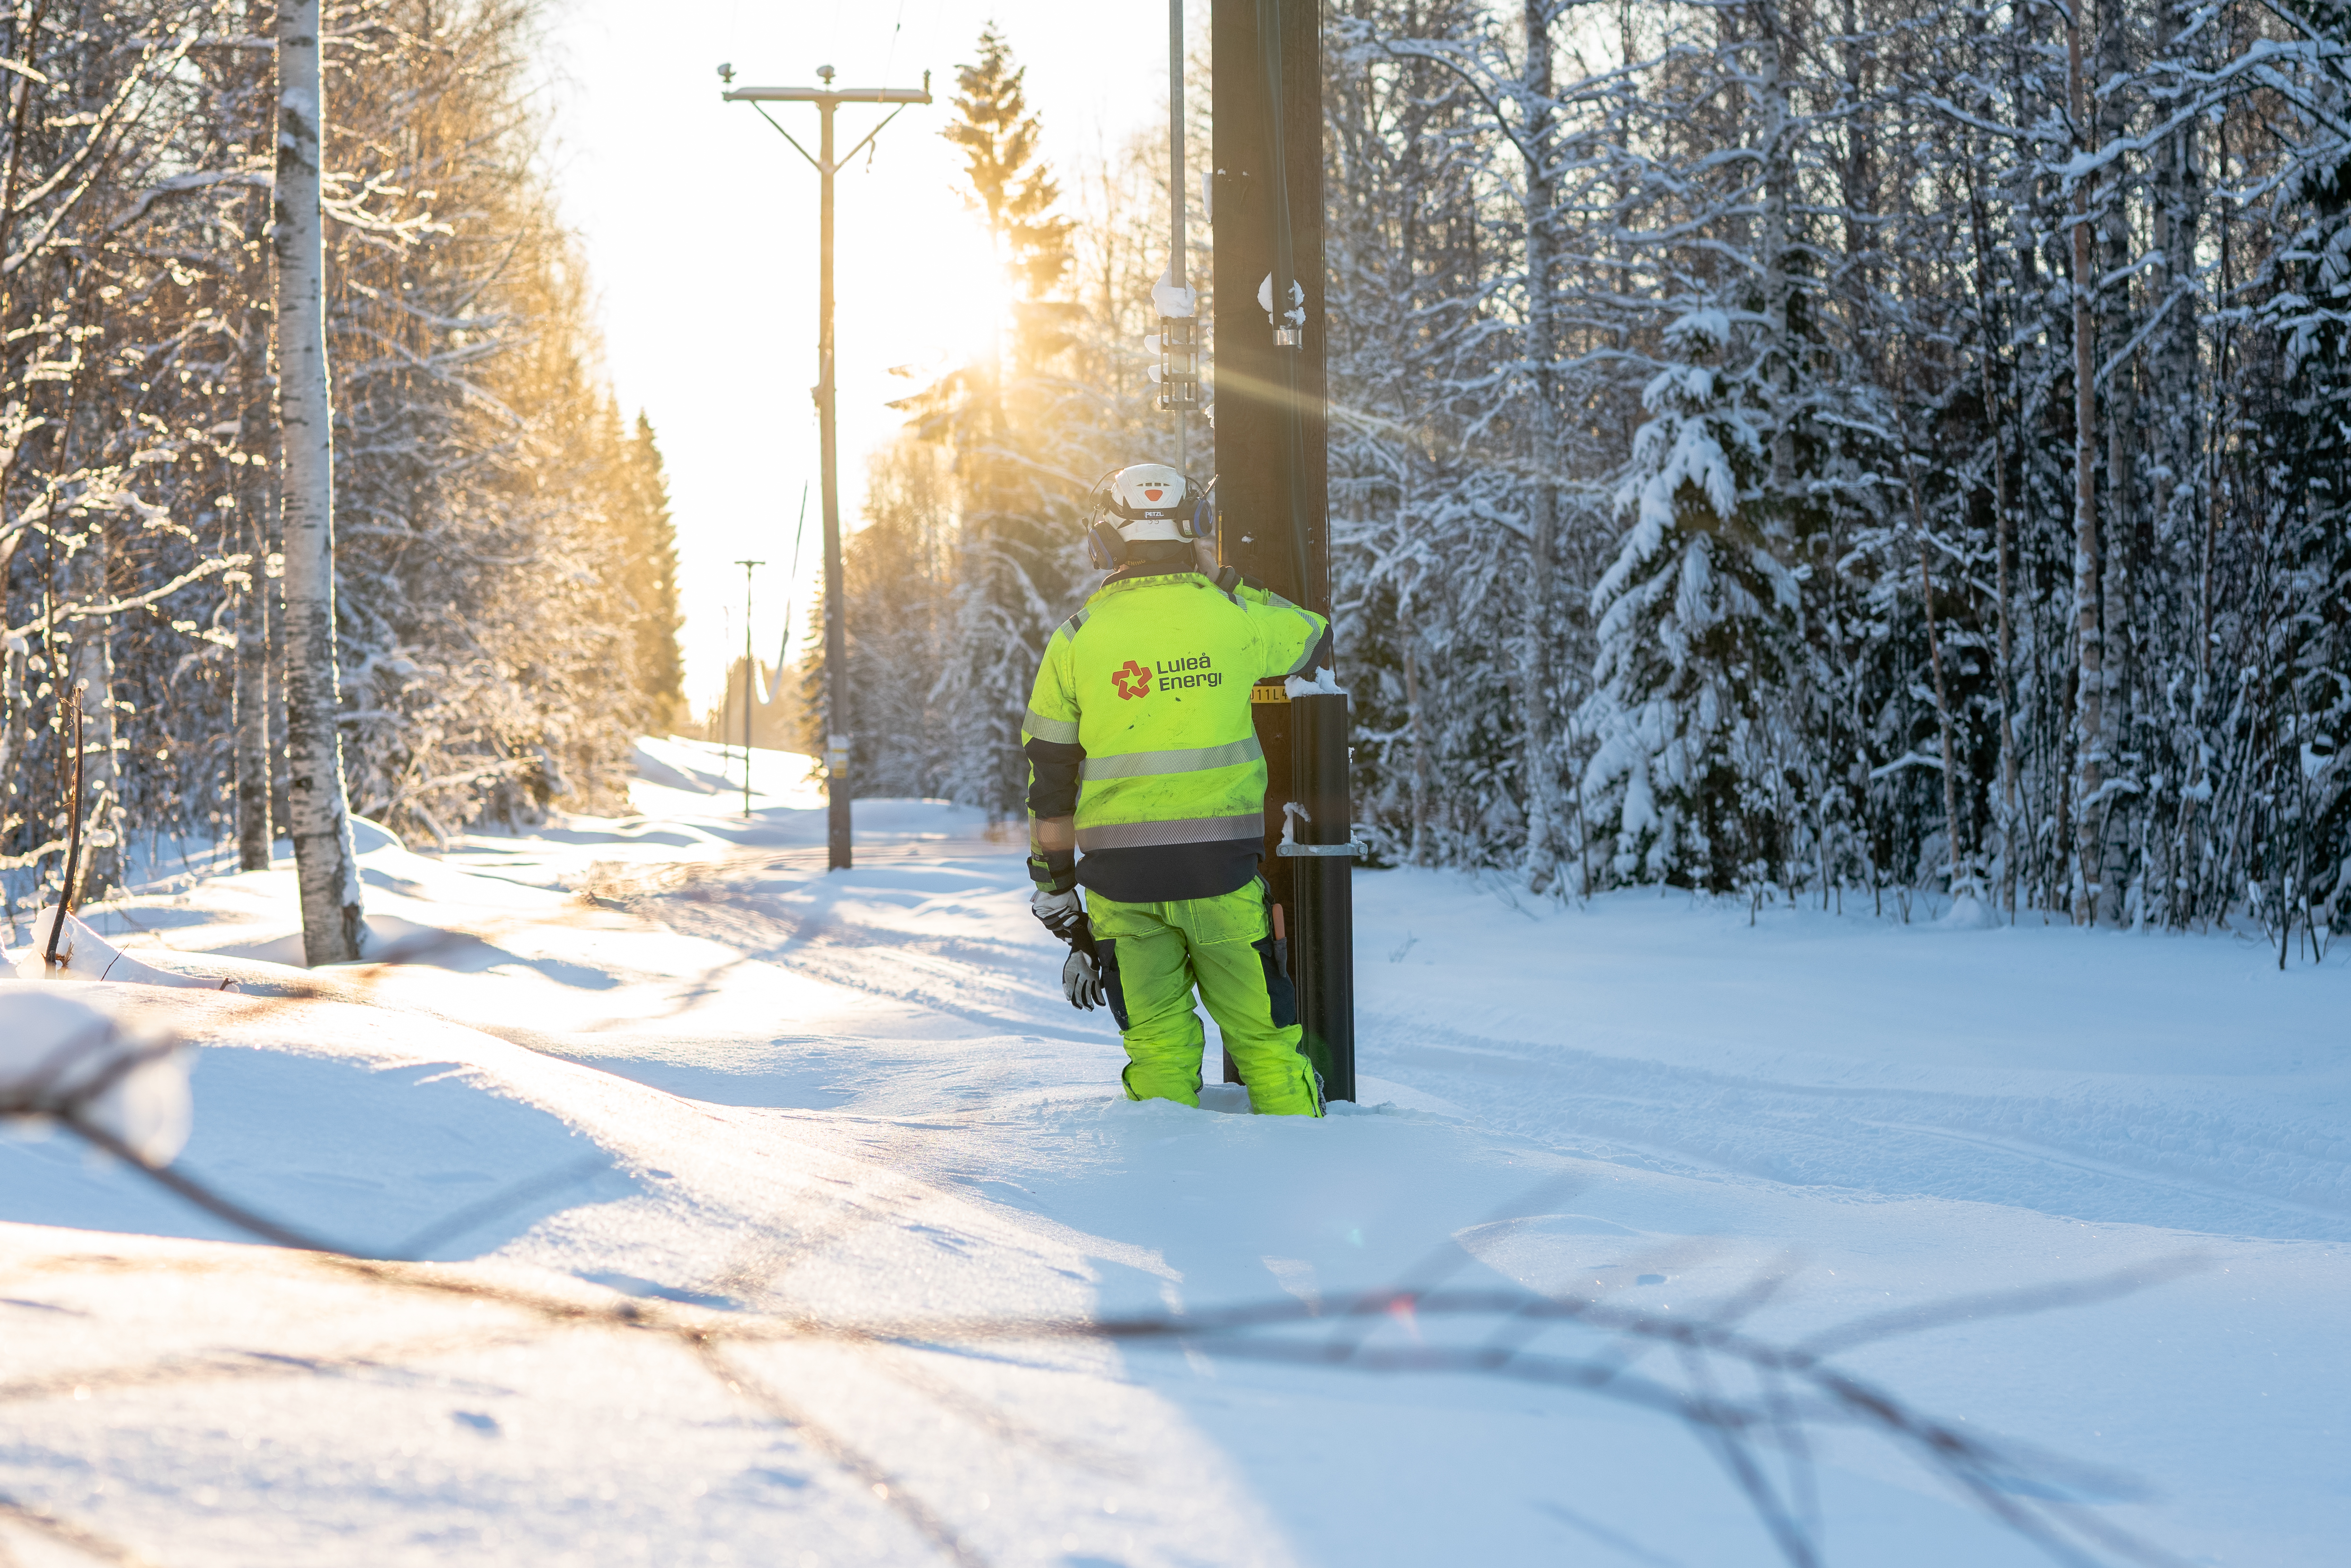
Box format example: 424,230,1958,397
1572,0,1890,899
608,412,689,740
889,24,1145,817
320,0,672,841
1580,306,1800,889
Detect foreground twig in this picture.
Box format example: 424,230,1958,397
0,1490,154,1567
16,1087,2203,1568
3,1012,2202,1568
43,695,85,970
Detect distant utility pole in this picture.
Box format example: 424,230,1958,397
720,62,931,872
735,558,764,819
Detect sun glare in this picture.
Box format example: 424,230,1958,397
870,211,1014,380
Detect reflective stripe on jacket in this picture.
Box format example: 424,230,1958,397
1022,568,1328,903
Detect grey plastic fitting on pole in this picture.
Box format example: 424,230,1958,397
1287,686,1355,1103
1170,2,1185,293
1168,0,1192,472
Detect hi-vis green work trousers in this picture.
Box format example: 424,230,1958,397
1086,880,1322,1117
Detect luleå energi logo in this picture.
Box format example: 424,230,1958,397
1112,660,1153,700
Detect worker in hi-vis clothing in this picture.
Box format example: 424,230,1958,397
1023,463,1332,1117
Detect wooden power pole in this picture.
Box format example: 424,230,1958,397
1212,0,1355,1101
721,64,930,871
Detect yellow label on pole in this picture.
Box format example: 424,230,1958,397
1251,683,1289,705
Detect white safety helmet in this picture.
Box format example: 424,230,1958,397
1085,463,1214,569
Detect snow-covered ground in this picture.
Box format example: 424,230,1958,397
2,735,2345,1566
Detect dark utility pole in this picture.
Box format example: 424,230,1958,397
1211,0,1355,1101
721,64,931,870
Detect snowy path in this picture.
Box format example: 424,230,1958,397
2,742,2345,1566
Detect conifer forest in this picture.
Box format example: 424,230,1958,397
4,6,2350,1562
0,0,684,921
846,1,2351,946
8,0,2350,942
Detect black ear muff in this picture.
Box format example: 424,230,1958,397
1182,496,1217,544
1087,520,1127,570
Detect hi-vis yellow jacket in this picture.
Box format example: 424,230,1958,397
1022,564,1329,903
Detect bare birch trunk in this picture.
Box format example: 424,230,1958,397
65,528,122,899
267,479,292,838
1756,13,1795,489
274,0,364,964
1907,464,1963,894
2152,0,2199,925
1517,0,1563,893
235,185,275,872
0,533,19,874
2094,2,2135,925
2067,0,2103,927
1403,622,1430,867
1964,166,2020,920
233,524,273,870
1756,7,1800,892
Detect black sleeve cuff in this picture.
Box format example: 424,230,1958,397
1027,850,1077,892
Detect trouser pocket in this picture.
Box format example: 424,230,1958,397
1097,939,1131,1030
1251,935,1296,1028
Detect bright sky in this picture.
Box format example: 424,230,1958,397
546,0,1171,713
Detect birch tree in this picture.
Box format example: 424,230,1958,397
273,0,363,963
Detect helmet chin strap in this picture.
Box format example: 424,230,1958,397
1089,529,1196,574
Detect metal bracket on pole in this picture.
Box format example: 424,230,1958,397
1276,801,1362,854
